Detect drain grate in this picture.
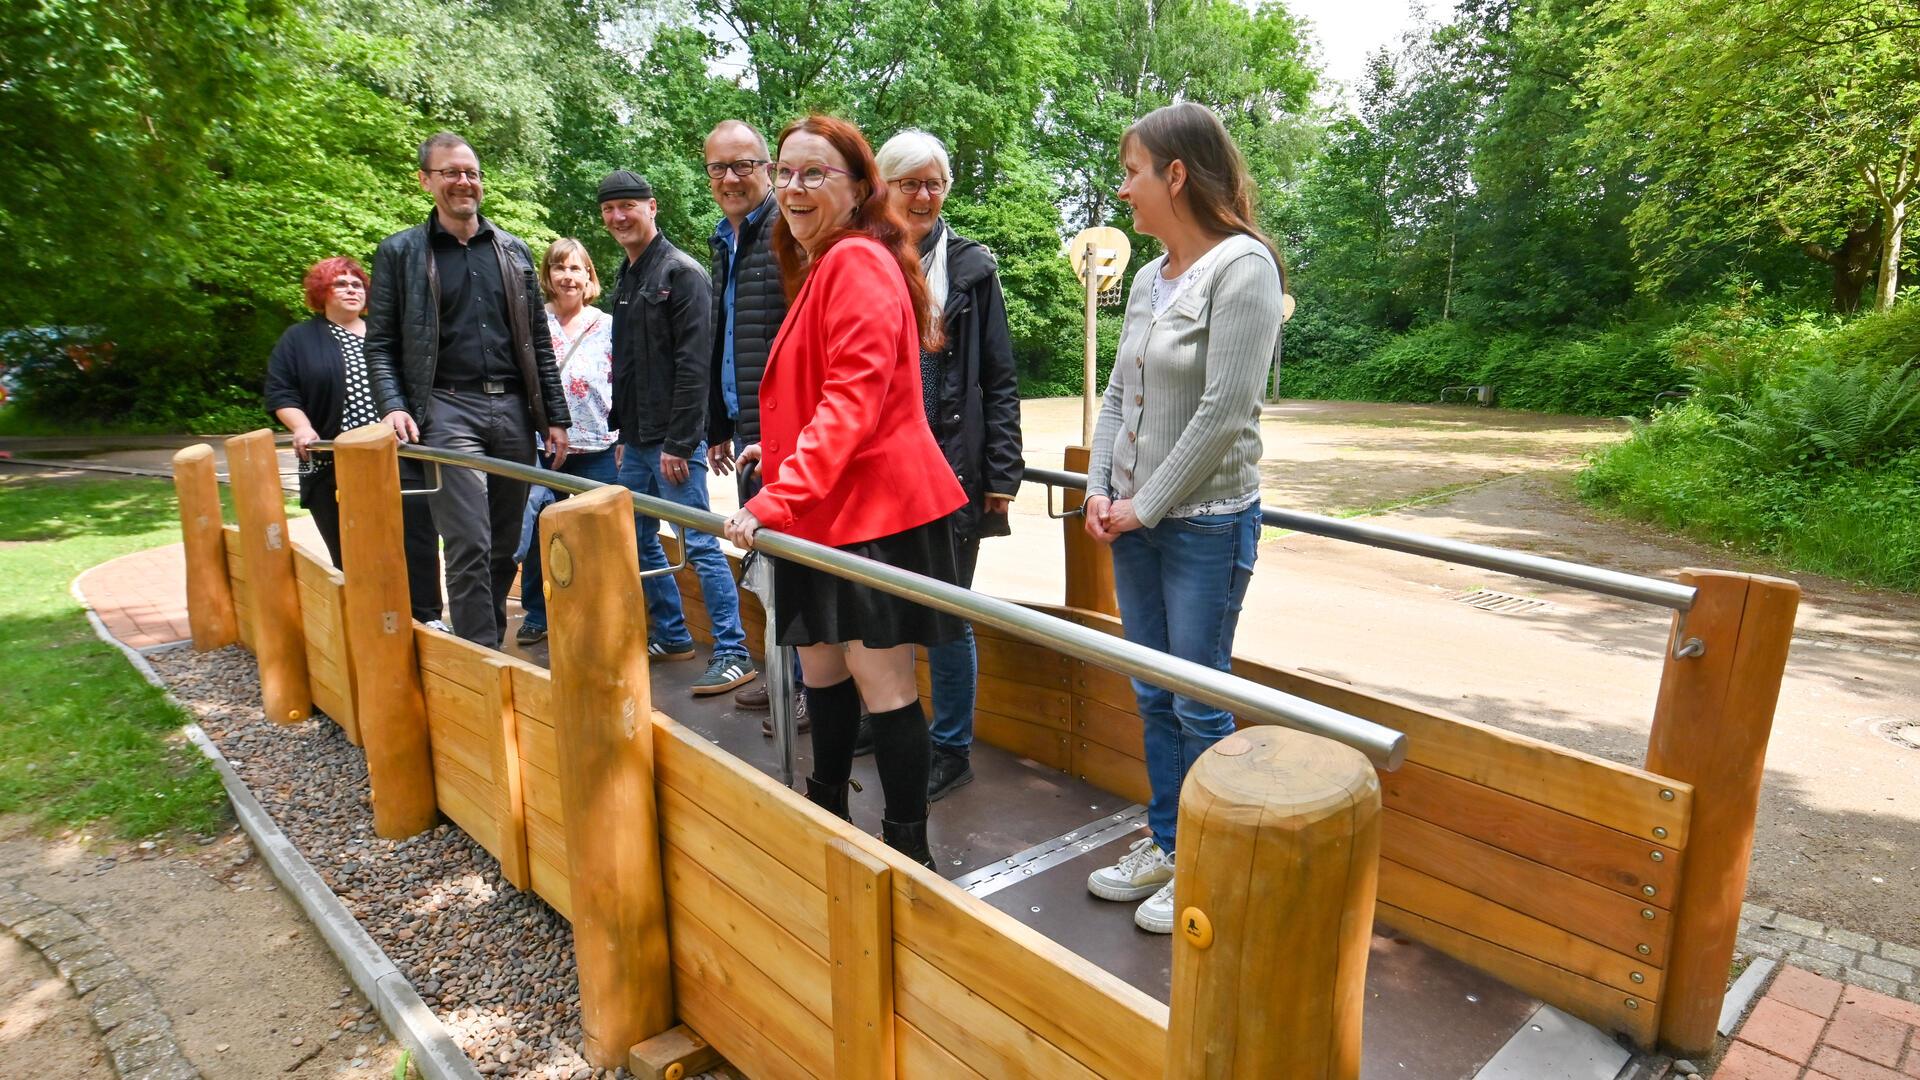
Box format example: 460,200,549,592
1454,588,1554,615
1868,716,1920,751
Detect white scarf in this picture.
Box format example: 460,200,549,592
918,219,950,321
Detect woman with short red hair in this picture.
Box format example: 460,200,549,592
265,256,443,625
722,115,965,869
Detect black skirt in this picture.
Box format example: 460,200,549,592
772,515,966,649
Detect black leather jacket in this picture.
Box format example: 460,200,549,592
365,210,571,432
610,231,713,458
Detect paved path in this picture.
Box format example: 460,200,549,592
1722,963,1920,1078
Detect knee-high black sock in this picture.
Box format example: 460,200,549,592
868,700,932,823
804,677,863,786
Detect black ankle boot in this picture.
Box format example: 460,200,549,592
805,776,851,821
881,818,935,870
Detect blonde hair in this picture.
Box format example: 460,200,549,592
540,238,601,304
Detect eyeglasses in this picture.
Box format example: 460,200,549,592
425,167,483,182
705,159,769,179
330,278,366,292
773,163,853,191
889,178,946,196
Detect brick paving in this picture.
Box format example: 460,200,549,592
73,518,326,651
1721,966,1920,1079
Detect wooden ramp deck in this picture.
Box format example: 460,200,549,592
504,632,1598,1080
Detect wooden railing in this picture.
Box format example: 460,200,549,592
176,426,1796,1070
180,427,1389,1078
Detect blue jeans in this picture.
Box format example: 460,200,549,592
1109,504,1260,854
926,533,982,753
518,447,620,629
619,440,749,657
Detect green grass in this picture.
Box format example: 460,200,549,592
0,473,230,836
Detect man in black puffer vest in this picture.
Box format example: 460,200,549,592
700,120,801,719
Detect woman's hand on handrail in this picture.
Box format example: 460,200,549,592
1083,493,1114,543
724,508,762,550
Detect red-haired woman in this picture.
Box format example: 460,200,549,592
266,256,443,625
722,115,965,869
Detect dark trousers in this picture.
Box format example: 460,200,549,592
303,459,442,623
423,389,536,647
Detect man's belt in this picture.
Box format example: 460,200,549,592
435,378,523,395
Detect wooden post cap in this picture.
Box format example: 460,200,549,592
1167,726,1382,1080
171,443,214,465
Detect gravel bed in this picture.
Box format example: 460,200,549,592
151,645,632,1080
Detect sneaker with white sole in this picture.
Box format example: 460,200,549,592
423,619,451,634
1087,837,1173,901
1134,879,1176,934
648,639,697,662
692,653,756,696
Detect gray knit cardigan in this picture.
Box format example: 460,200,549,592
1086,233,1284,527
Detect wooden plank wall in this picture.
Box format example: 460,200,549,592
506,660,573,920
223,526,255,650
988,604,1691,1046
651,714,1167,1079
291,546,358,740
413,628,531,891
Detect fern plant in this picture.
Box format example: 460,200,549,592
1717,362,1920,470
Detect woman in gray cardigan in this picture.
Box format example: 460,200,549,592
1081,103,1288,934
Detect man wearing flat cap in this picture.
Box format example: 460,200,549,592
600,170,758,697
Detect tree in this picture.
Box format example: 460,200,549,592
1583,0,1920,311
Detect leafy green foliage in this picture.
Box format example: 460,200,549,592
1579,301,1920,590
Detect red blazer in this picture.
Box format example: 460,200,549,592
745,235,965,546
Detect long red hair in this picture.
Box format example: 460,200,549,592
771,115,943,353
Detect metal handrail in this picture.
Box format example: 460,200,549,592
1024,465,1698,613
321,440,1407,770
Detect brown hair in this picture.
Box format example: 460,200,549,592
1123,103,1287,287
770,114,943,352
540,238,601,304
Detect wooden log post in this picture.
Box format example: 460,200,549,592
170,443,238,650
334,426,439,839
544,485,673,1066
1165,726,1381,1079
1062,445,1118,617
1646,569,1799,1055
827,838,895,1079
225,429,312,724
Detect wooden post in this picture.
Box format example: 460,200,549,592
225,429,311,724
1646,569,1799,1055
1165,726,1381,1079
170,443,237,650
827,838,895,1080
1062,445,1118,617
334,425,439,839
545,485,672,1065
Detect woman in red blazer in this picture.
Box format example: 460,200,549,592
723,115,966,869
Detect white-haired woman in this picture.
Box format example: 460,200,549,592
874,130,1023,802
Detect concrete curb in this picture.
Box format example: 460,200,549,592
73,576,483,1080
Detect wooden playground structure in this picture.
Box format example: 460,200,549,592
171,426,1800,1078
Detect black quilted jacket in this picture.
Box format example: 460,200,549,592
706,193,788,447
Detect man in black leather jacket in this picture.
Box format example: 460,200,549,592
365,132,572,648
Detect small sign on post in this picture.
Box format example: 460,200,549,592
1066,227,1132,444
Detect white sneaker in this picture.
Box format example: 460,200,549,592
1134,880,1176,934
423,619,451,633
1087,837,1172,901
